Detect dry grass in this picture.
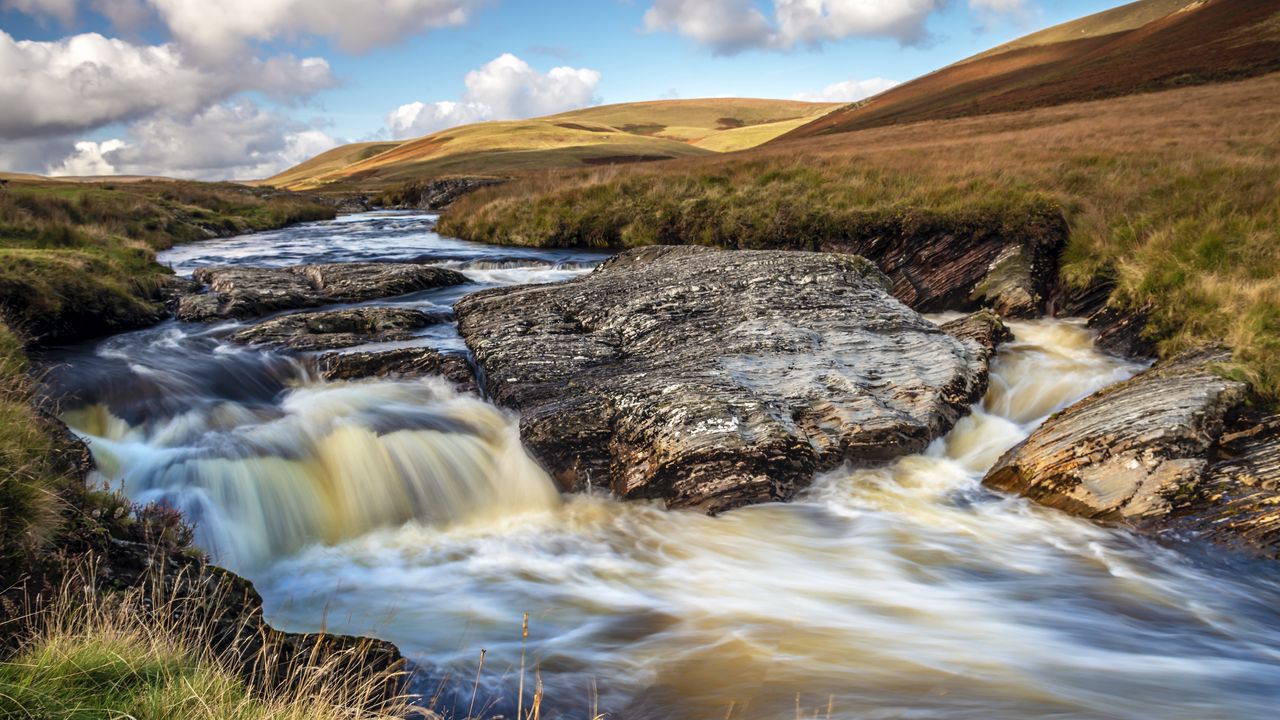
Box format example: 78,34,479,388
267,99,838,192
442,73,1280,401
0,566,422,720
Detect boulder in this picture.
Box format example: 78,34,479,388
317,347,477,392
984,349,1247,522
984,348,1280,558
177,263,467,321
230,307,451,351
456,245,1006,513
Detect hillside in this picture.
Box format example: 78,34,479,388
266,99,836,192
440,80,1280,403
783,0,1280,139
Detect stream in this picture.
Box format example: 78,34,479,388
46,212,1280,719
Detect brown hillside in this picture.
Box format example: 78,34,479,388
783,0,1280,139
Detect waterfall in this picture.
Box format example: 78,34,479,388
66,378,560,571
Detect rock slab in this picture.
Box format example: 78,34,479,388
230,307,451,351
177,263,467,321
457,245,1005,513
317,347,477,393
985,348,1280,558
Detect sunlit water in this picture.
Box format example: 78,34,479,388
47,213,1280,719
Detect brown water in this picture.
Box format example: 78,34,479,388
51,213,1280,719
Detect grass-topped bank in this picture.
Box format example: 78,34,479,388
0,178,416,718
439,73,1280,403
0,178,335,343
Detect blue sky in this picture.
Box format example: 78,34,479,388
0,0,1128,179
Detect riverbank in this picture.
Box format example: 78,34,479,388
0,180,417,718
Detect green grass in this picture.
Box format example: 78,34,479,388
0,179,335,344
0,572,412,720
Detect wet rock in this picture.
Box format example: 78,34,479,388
177,263,467,321
985,349,1247,522
1168,416,1280,558
940,310,1013,385
982,348,1280,558
456,245,1005,513
317,347,477,392
1049,277,1157,359
230,307,451,351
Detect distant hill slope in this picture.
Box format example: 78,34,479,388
267,99,836,192
782,0,1280,140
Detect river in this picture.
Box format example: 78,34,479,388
46,212,1280,719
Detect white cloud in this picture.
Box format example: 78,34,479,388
1,0,77,25
387,100,492,139
643,0,773,55
386,53,602,139
46,102,341,180
645,0,1028,53
0,30,334,140
48,138,127,176
792,77,898,103
146,0,482,57
969,0,1026,10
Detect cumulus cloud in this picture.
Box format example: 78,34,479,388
46,102,341,180
0,30,334,140
643,0,773,55
1,0,77,25
645,0,1026,53
146,0,482,58
792,77,898,102
386,53,602,139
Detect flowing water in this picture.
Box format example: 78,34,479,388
47,212,1280,719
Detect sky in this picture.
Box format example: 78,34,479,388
0,0,1130,180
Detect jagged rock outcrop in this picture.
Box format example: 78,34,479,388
818,207,1066,318
1049,277,1157,358
1168,416,1280,557
456,245,1008,513
317,347,477,392
984,349,1280,557
384,176,505,210
230,307,451,351
176,263,467,322
940,310,1014,381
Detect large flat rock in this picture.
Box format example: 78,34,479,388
316,347,477,392
176,263,467,321
456,245,1004,513
230,307,451,351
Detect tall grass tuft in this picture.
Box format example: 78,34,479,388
0,564,427,720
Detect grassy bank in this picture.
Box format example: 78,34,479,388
0,178,390,718
440,74,1280,402
2,569,412,720
0,179,335,343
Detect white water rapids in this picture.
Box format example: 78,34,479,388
48,213,1280,719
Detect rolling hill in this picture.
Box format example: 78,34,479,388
265,99,837,192
782,0,1280,139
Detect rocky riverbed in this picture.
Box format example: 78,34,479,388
42,212,1280,719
